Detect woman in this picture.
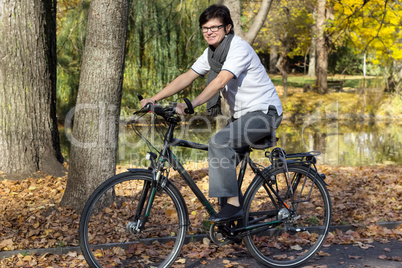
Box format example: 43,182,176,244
141,4,283,222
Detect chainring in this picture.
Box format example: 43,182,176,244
208,220,244,246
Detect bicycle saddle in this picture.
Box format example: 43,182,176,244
249,131,278,150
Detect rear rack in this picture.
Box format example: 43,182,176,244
265,148,326,183
267,148,321,166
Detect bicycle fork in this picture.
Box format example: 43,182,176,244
126,167,165,235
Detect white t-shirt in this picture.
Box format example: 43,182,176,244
191,35,283,119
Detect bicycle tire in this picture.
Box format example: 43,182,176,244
79,169,188,268
243,164,331,268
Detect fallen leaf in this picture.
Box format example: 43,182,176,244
291,245,303,251
0,238,15,250
175,258,186,264
349,255,362,259
318,251,331,257
273,254,287,260
22,255,32,261
391,256,402,262
355,242,374,250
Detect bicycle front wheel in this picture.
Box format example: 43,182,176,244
79,170,188,268
243,164,331,268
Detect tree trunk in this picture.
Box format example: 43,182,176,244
218,0,244,39
308,42,316,77
60,0,129,213
315,0,328,94
386,60,401,93
0,0,65,178
276,52,288,98
308,9,317,77
269,45,278,74
218,0,273,45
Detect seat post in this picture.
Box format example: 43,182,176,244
271,130,277,147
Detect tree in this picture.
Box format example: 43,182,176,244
308,8,317,77
0,0,65,177
60,0,129,212
330,0,402,93
252,0,313,95
218,0,274,45
315,0,329,94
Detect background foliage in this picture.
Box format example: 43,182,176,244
56,0,401,120
57,0,89,120
122,0,214,115
57,0,212,119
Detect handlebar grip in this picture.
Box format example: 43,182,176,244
183,98,194,114
137,94,154,111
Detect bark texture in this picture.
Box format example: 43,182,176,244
218,0,273,45
60,0,129,212
315,0,328,94
269,45,278,74
308,9,317,77
0,0,64,177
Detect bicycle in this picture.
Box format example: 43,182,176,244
79,96,332,268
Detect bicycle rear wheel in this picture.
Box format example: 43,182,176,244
243,164,331,268
79,170,188,268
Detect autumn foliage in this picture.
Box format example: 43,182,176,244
0,164,401,266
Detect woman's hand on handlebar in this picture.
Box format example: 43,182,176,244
175,103,188,115
140,98,155,108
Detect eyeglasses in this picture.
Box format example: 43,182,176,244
201,25,224,33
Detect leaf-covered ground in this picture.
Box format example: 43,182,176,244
0,164,401,267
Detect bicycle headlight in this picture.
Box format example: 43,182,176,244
146,152,157,161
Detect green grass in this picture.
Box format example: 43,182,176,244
270,74,383,90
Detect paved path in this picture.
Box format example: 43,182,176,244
0,240,400,267
185,240,402,268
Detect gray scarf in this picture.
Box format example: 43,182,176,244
207,33,234,117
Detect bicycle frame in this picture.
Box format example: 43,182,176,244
134,112,323,237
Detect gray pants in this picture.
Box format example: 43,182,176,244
208,106,282,197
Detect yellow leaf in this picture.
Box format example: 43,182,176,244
175,258,186,264
104,208,112,213
23,255,32,261
94,251,103,257
45,229,54,236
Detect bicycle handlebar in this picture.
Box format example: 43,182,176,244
136,94,194,116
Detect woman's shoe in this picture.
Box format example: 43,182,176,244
209,204,244,223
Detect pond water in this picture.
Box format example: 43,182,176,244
60,117,401,167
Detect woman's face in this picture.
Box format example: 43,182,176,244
201,18,232,48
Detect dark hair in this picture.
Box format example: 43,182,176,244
199,4,234,34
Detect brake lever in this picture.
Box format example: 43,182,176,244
136,94,155,113
183,98,194,114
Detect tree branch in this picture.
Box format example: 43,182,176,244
244,0,274,44
363,0,389,53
